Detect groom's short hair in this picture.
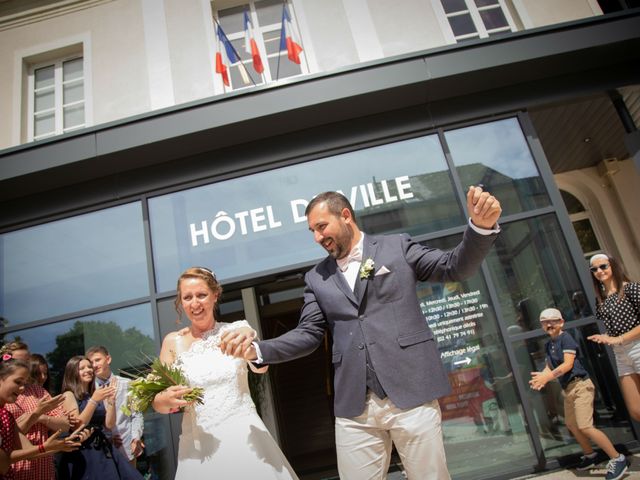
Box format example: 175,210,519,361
305,191,357,224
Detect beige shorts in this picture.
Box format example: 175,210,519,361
563,377,595,430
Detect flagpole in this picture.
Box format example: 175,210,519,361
212,16,257,87
276,0,287,81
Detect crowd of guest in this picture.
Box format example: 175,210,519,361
0,341,143,480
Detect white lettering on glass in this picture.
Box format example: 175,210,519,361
190,220,210,246
290,199,308,223
188,176,414,247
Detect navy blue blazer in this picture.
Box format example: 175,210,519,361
258,226,497,418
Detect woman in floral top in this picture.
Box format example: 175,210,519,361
0,354,83,480
5,354,70,480
587,253,640,422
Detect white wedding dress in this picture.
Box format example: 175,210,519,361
174,320,298,479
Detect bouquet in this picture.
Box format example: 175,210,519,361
121,356,204,415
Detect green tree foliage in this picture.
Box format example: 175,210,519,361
47,320,155,393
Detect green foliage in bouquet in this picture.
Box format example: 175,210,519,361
121,356,204,416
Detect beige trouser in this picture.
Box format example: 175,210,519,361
335,394,450,480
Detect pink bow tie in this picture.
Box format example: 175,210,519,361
336,246,362,272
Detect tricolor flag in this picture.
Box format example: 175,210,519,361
243,11,264,74
279,3,303,65
215,23,249,86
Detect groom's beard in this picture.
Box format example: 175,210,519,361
325,223,353,260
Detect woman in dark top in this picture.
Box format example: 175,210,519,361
587,253,640,422
58,356,142,480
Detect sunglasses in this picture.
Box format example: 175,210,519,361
589,263,610,273
540,319,562,325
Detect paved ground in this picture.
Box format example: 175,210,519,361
511,452,640,480
381,452,640,479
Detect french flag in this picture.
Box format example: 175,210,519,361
279,3,303,65
243,11,264,74
215,24,244,86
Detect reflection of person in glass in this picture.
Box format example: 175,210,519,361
222,187,501,479
151,267,298,479
479,333,514,436
531,308,628,479
587,253,640,422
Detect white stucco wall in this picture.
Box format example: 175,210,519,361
555,158,640,280
0,0,607,151
0,0,150,148
513,0,602,29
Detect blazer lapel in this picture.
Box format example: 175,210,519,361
329,261,359,306
354,235,378,305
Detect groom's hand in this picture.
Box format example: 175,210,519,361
220,327,257,358
467,185,501,230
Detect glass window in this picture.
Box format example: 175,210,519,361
29,55,85,141
560,190,601,258
0,202,149,326
3,303,154,391
418,235,535,478
572,219,601,255
511,325,634,459
440,0,513,41
214,0,305,91
560,191,585,214
484,214,591,335
149,134,464,292
445,117,551,216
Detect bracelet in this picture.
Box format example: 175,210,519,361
618,335,625,346
88,398,98,406
38,444,45,454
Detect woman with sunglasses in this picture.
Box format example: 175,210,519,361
587,253,640,422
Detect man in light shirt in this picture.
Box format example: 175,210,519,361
87,345,144,467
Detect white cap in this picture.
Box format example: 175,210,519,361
539,308,563,321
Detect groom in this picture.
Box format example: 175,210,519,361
223,187,501,479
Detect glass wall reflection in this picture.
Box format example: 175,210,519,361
149,134,463,292
418,235,535,479
484,214,591,334
445,117,551,216
0,202,149,326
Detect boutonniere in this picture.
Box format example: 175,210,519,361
359,258,375,279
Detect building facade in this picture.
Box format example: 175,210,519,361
1,1,640,479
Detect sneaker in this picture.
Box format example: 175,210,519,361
605,455,628,480
575,453,598,471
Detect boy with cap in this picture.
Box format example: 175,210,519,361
530,307,628,480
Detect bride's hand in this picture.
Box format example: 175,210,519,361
157,385,193,413
220,327,257,357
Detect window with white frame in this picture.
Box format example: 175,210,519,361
437,0,515,42
28,56,85,141
212,0,307,91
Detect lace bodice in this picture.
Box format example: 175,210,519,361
175,320,256,427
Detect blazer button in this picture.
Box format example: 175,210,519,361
357,344,365,350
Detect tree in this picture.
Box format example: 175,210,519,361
47,320,155,392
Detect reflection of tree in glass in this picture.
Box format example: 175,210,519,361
47,320,155,393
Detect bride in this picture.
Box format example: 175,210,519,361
151,266,298,479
